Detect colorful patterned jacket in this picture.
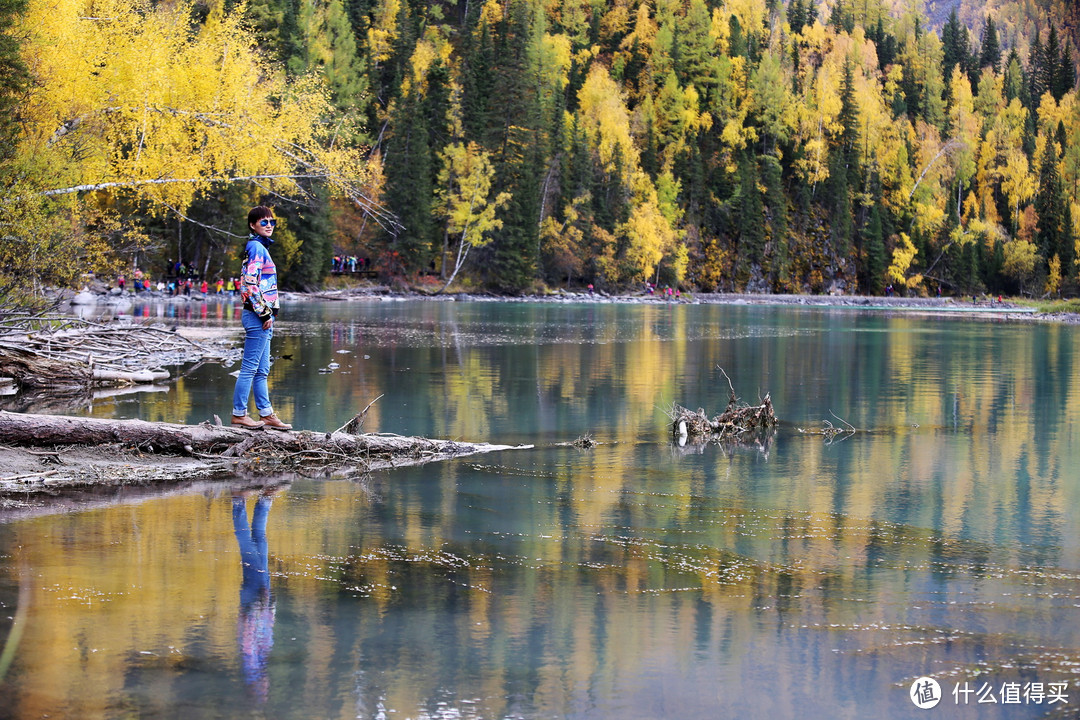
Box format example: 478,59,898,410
240,234,279,320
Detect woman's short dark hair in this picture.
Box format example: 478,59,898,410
247,206,274,227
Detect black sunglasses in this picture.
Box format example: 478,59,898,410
258,219,277,227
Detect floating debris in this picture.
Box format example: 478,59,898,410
669,368,778,441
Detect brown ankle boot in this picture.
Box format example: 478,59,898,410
261,413,292,431
231,415,265,429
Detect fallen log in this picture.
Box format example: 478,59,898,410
0,346,91,389
91,368,171,383
0,410,531,491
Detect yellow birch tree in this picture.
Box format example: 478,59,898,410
3,0,377,296
433,142,511,292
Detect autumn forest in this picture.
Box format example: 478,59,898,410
1,0,1078,297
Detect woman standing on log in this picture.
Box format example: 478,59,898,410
232,206,292,431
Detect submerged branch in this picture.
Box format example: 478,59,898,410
797,411,860,443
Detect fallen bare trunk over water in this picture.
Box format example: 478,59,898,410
0,410,531,498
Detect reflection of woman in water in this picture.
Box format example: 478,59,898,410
233,490,278,703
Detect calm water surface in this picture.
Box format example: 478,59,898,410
1,300,1079,719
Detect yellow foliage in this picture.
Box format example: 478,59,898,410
19,0,369,213
1046,253,1062,296
540,33,573,92
599,0,631,42
876,117,914,213
887,232,922,288
666,241,689,284
589,225,619,283
709,7,730,54
1000,148,1036,219
912,200,946,236
1036,92,1075,136
814,64,844,137
0,189,135,293
909,120,948,233
367,0,401,64
798,21,833,68
653,76,712,162
1002,237,1037,288
403,40,438,94
577,64,641,175
792,134,829,186
479,0,503,27
973,136,999,224
434,142,510,246
947,67,980,187
540,214,585,283
1074,202,1080,279
725,0,768,45
618,195,675,281
3,0,373,295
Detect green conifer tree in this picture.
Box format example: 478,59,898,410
736,151,765,269
1003,49,1024,102
1028,31,1046,105
942,9,966,81
829,151,853,258
675,0,713,93
831,60,860,259
1045,25,1064,101
462,14,497,147
762,154,789,287
0,0,28,164
246,0,299,65
978,16,1001,71
1055,39,1076,99
1035,136,1074,271
385,85,435,272
280,187,335,289
322,0,367,109
483,0,549,289
728,15,746,59
862,181,886,294
787,0,807,35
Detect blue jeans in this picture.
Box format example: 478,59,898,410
233,496,272,604
232,309,273,417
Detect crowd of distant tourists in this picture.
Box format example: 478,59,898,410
331,255,370,273
113,261,242,298
110,253,379,298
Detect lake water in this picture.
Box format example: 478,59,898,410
1,299,1079,719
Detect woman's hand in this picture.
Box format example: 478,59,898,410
262,317,273,330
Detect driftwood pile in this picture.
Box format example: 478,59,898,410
670,369,778,443
0,311,233,393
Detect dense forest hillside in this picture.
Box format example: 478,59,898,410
0,0,1077,297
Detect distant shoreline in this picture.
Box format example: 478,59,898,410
64,284,1080,324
